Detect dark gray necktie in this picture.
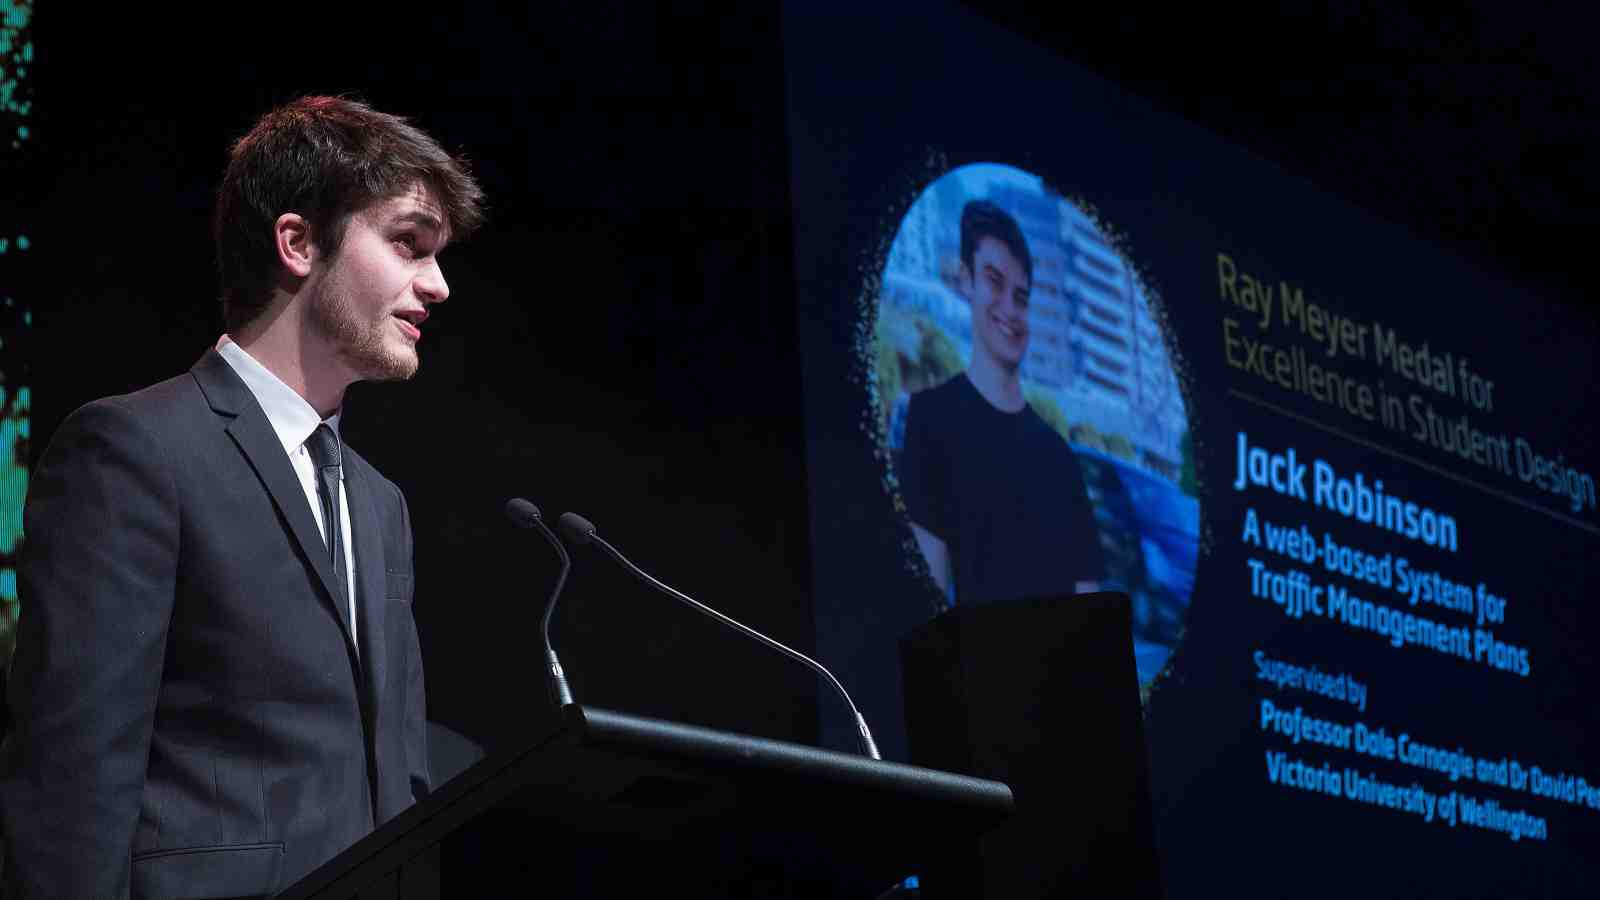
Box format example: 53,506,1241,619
305,423,350,634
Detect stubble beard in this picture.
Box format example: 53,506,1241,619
309,290,419,383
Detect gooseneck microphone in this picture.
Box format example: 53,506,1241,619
504,498,576,709
556,511,882,761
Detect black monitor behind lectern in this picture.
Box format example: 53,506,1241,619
900,591,1164,900
278,704,1013,898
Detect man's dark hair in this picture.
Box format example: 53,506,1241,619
959,199,1032,289
213,96,487,332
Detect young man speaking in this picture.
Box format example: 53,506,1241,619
0,96,484,897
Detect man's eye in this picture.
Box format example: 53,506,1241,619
394,235,418,254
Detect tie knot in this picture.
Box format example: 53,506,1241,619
306,423,342,471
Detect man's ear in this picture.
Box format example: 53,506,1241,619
274,213,316,278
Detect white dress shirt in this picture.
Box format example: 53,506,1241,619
216,336,358,653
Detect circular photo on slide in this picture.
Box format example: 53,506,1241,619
873,162,1199,689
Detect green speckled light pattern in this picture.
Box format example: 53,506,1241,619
0,0,33,664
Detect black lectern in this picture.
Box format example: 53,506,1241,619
278,704,1013,898
900,592,1164,899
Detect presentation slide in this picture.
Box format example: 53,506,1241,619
783,3,1600,897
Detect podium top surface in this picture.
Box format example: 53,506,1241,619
280,705,1012,899
570,705,1014,814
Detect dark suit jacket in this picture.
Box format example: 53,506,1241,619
0,350,429,898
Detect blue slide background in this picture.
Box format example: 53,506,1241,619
784,3,1600,896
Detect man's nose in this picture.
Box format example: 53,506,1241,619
416,258,450,303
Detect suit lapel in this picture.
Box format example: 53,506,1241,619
344,459,390,711
190,350,359,661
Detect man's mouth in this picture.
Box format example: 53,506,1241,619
992,315,1022,341
392,310,427,340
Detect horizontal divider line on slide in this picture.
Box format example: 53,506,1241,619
1229,388,1599,536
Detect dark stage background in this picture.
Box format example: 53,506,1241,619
6,1,1600,893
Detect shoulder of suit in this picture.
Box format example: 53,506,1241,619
56,373,206,440
36,376,206,484
88,371,207,419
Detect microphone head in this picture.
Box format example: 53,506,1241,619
556,512,597,546
504,497,543,528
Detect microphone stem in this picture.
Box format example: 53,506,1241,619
590,534,882,760
531,518,576,708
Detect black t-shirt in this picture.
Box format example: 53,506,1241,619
899,373,1105,606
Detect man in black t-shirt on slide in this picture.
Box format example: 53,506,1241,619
900,200,1105,607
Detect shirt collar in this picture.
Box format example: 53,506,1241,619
215,335,342,456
